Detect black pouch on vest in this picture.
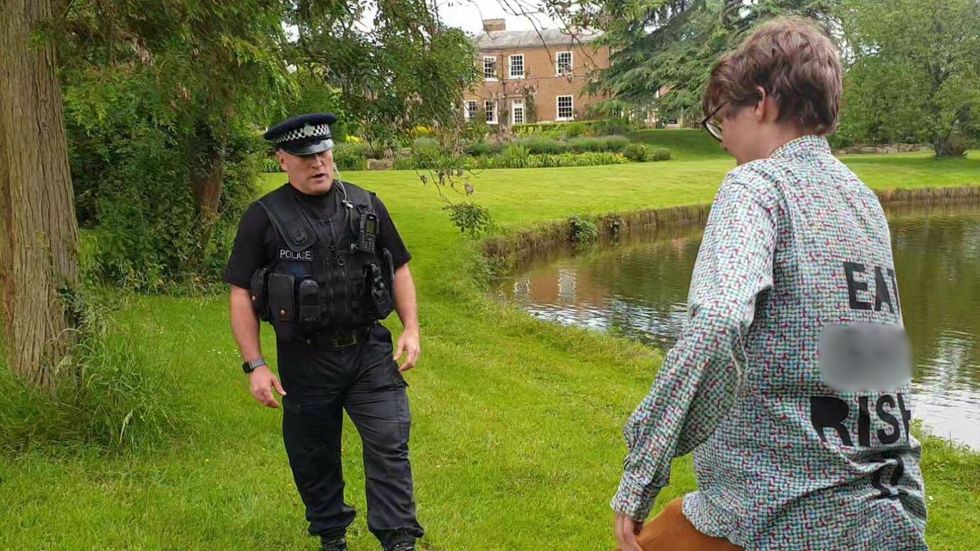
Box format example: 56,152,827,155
249,266,270,321
268,273,296,322
382,248,395,292
368,263,394,319
297,278,321,330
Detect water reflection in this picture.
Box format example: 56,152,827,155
495,201,980,449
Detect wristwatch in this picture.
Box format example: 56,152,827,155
242,358,267,374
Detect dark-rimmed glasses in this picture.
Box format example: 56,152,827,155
701,103,725,142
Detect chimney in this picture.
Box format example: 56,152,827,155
483,18,506,32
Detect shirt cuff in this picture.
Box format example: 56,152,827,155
223,274,250,289
610,472,660,521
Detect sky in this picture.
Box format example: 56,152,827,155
436,0,565,35
286,0,566,41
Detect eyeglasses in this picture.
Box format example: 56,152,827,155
701,103,725,142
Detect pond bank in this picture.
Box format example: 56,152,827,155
483,185,980,271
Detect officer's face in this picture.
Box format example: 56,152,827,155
277,149,335,195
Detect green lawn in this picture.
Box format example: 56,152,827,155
1,151,979,550
625,128,733,160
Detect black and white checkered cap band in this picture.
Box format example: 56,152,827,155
274,123,331,144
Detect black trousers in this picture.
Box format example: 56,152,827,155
277,323,424,547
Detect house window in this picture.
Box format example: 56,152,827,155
483,56,497,80
485,100,498,124
556,51,572,76
511,100,525,125
464,100,478,122
509,54,525,79
556,95,573,121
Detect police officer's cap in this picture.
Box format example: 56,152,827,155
264,113,337,156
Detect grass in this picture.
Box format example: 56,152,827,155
625,128,732,160
1,149,979,550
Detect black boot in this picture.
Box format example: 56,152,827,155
321,534,348,551
384,531,416,551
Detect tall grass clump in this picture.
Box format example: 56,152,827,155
0,291,184,456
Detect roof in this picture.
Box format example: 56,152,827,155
473,28,603,51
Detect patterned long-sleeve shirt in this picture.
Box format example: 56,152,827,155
612,135,928,549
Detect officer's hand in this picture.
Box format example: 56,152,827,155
614,512,644,551
394,328,420,373
249,366,286,408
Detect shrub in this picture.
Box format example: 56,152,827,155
826,133,854,150
499,144,531,168
393,156,418,170
66,105,261,292
563,122,588,138
623,143,650,162
651,148,672,161
410,125,436,139
412,137,439,149
588,118,633,136
443,202,495,238
464,141,503,156
333,142,367,171
464,151,628,169
518,136,568,154
261,157,280,173
410,138,449,170
511,119,635,138
513,122,561,136
569,215,599,243
566,137,589,153
75,123,259,292
602,135,631,152
567,135,630,153
531,152,629,168
525,154,570,168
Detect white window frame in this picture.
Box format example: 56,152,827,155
556,51,573,76
483,56,497,80
556,95,574,121
511,100,525,126
485,100,498,125
464,100,478,122
508,54,525,79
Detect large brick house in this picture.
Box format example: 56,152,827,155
463,19,610,128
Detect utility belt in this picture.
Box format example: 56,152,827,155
305,324,374,349
248,254,395,339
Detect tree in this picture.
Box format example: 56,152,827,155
57,1,476,290
286,1,478,151
838,0,980,156
57,0,292,288
549,0,839,123
1,0,81,390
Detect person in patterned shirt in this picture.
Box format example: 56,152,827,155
612,16,928,551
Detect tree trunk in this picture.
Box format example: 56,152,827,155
189,123,225,270
1,0,81,390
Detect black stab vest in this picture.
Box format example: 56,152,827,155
252,182,394,340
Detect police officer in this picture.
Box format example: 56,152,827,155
225,113,424,551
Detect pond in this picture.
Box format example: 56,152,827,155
494,201,980,449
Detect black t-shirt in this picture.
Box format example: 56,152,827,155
223,181,412,289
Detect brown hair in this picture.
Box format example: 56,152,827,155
703,16,843,134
